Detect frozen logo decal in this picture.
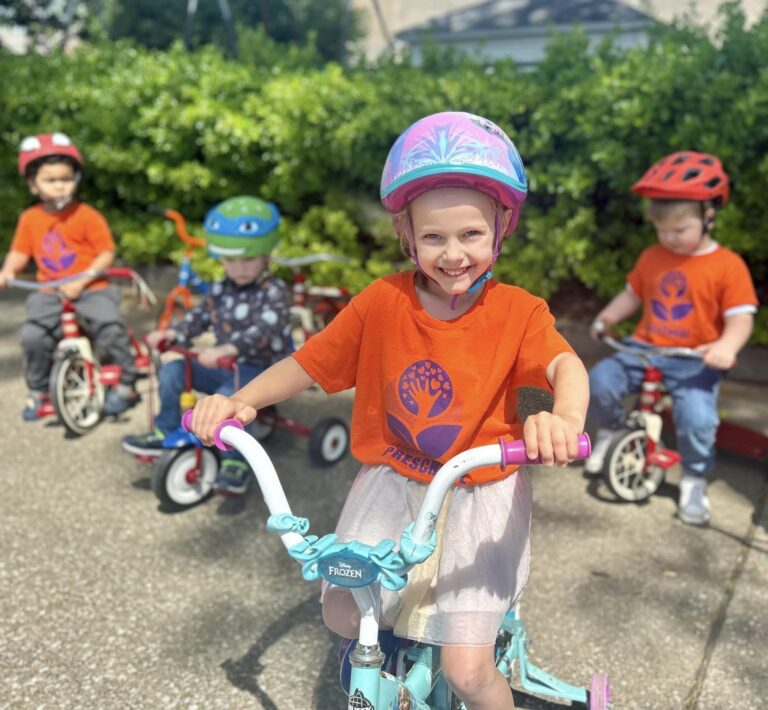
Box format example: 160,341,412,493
382,360,463,477
649,270,692,339
41,229,76,273
348,689,373,709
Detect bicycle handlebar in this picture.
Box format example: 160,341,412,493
148,206,206,249
181,410,590,550
600,332,701,360
272,254,350,269
155,341,237,370
7,267,157,308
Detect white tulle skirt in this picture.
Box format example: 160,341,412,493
328,464,533,646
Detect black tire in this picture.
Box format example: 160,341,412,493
308,417,349,467
151,447,218,511
50,350,104,436
604,428,666,502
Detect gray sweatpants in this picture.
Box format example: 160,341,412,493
21,286,137,391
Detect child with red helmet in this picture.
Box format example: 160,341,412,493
0,133,140,418
185,112,589,708
585,151,758,525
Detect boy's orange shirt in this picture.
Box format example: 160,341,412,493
11,202,114,288
628,244,758,348
293,272,574,485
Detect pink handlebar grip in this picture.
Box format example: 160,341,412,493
499,433,591,469
181,409,245,452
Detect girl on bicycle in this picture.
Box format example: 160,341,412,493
188,112,589,709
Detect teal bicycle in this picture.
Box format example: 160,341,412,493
182,411,610,709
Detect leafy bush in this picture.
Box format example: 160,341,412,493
1,2,766,340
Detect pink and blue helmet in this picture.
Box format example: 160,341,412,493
380,112,528,295
380,111,528,233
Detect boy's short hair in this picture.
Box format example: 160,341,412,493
646,199,703,222
25,154,81,182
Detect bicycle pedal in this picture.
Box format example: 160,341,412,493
646,448,682,468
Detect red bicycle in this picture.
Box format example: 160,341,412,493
598,333,768,501
7,268,156,436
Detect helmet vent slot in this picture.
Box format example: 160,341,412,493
704,177,721,188
682,168,701,181
671,155,689,165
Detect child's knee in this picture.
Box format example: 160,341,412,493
321,587,359,639
441,645,496,698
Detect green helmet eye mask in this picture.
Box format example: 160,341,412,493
203,196,281,258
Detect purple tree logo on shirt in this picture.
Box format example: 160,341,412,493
651,270,693,321
40,229,76,273
386,360,461,459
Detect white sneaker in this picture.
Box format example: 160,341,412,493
678,474,711,526
584,428,617,474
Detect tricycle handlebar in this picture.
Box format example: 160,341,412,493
181,410,590,549
600,332,701,360
272,254,350,269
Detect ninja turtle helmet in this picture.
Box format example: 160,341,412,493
203,196,281,258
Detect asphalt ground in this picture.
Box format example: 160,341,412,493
1,283,766,709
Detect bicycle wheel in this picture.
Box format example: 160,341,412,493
588,673,611,709
50,350,105,436
604,428,665,502
151,447,218,511
308,417,349,467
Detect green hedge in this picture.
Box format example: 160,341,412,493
1,2,766,339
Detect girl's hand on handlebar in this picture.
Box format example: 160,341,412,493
523,412,583,467
59,279,87,301
189,394,257,446
696,340,737,370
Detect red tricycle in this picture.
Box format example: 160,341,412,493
7,268,155,436
130,342,350,511
597,333,768,502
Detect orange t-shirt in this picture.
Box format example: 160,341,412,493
293,271,574,485
628,244,758,348
11,202,114,287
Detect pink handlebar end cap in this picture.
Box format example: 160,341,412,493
181,409,194,431
213,419,244,451
499,433,591,468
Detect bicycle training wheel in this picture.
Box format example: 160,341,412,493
50,350,105,436
604,428,665,502
308,417,349,467
588,673,611,709
151,447,218,511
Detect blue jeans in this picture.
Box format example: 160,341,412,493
588,339,725,478
155,359,263,458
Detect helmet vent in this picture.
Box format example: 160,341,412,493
682,168,701,181
671,154,689,165
662,170,676,181
704,177,722,188
700,157,714,165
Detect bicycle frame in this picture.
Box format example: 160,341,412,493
182,412,592,709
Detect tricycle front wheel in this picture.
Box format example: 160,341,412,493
151,447,218,511
604,428,665,502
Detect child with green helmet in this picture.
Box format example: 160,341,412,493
122,196,291,495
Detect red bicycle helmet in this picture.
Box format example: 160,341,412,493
18,133,84,176
631,151,729,206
